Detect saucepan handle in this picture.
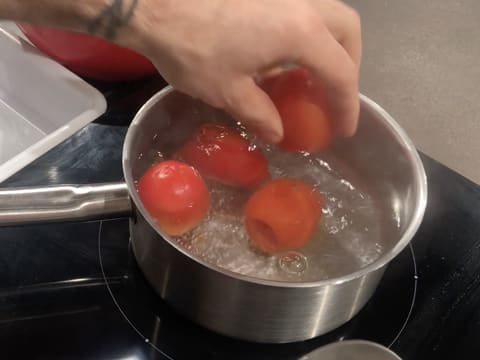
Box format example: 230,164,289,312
0,183,132,226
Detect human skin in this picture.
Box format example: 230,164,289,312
0,0,361,143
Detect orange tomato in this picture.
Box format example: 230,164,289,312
263,68,334,152
178,123,269,188
137,160,210,236
244,178,323,254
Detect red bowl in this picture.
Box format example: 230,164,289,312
18,24,157,81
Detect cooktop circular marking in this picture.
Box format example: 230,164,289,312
98,219,417,356
98,220,175,360
388,243,418,348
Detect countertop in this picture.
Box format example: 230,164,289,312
348,0,480,184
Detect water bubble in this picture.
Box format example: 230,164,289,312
278,252,308,275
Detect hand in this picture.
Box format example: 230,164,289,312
126,0,362,142
0,0,361,142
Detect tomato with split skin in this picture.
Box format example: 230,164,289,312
178,122,269,188
244,178,323,254
137,160,210,236
263,68,334,152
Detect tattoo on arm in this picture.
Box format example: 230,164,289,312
87,0,138,39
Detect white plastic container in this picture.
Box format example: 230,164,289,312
0,22,106,183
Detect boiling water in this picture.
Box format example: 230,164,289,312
143,134,384,282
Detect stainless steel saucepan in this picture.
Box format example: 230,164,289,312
0,87,427,343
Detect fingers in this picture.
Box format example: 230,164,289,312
334,8,362,68
223,77,284,143
342,9,362,68
317,1,362,68
298,26,359,137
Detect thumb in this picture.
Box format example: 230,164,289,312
223,77,283,143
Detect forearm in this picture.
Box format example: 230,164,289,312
0,1,106,31
0,0,157,51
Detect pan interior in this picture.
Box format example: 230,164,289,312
124,89,425,284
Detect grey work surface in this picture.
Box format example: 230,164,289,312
347,0,480,184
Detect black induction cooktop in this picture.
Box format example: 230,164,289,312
1,77,479,360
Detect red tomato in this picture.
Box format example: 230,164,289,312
244,178,323,254
18,24,157,81
137,160,210,236
263,68,334,152
178,123,269,188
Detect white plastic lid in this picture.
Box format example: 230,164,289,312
0,22,107,183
